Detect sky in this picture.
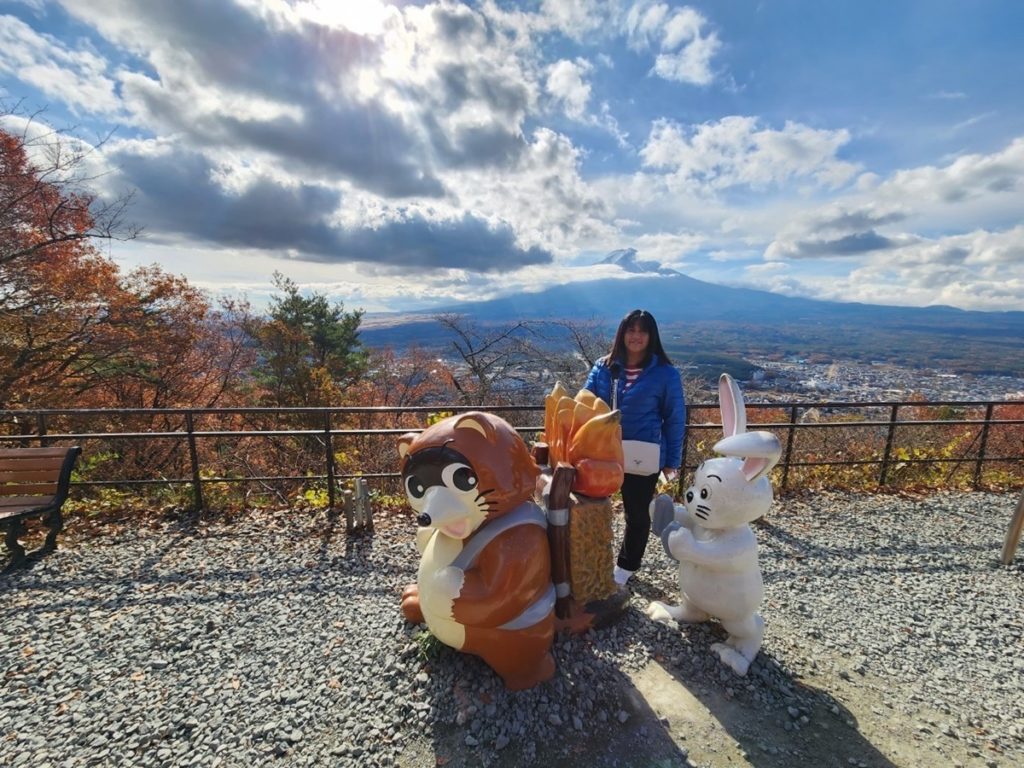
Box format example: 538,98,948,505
1,0,1023,314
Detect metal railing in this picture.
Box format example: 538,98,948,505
1,399,1021,510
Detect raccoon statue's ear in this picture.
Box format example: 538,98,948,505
453,412,496,441
397,432,417,459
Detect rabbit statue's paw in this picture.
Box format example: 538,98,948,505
712,642,753,676
666,526,695,561
659,521,681,561
650,494,676,537
645,601,679,626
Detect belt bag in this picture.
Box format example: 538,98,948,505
622,440,660,476
611,369,662,476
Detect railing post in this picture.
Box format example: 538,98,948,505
781,405,798,491
678,405,691,497
972,402,995,490
37,413,48,447
879,404,900,486
185,411,205,514
324,411,336,512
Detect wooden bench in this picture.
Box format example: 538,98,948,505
1,446,81,569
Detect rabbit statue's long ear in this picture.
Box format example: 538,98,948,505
719,373,746,437
715,432,782,482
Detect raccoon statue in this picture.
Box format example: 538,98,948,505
398,412,556,691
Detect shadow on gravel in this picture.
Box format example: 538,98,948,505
635,655,899,768
398,596,900,768
0,529,407,613
404,634,691,768
622,580,901,768
0,530,189,598
756,519,995,579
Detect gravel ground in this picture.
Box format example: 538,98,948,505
2,490,1022,768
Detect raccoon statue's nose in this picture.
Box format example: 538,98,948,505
416,513,432,527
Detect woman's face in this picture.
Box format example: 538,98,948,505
624,322,650,358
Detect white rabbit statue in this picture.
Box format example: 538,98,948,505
646,373,781,676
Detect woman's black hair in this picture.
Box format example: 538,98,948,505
605,308,672,368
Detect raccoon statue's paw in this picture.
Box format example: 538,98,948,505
433,566,465,599
400,583,424,624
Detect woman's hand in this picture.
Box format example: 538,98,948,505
661,467,679,483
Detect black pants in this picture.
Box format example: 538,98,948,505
616,472,660,572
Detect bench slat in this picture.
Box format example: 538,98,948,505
0,456,69,472
0,447,72,459
0,469,65,483
1,506,53,521
1,483,59,496
0,494,57,508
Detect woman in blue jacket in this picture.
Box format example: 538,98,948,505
585,309,686,586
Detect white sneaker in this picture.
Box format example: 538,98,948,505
613,566,634,586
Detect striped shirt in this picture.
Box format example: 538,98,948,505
623,366,642,390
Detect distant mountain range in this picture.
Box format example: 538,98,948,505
364,254,1022,330
360,252,1024,376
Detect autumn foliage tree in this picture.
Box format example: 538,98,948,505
1,119,251,412
2,116,136,408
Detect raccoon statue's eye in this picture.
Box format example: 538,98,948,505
700,487,710,500
405,475,426,500
685,490,694,504
453,466,477,491
442,463,478,492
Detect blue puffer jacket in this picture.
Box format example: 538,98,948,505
584,355,686,470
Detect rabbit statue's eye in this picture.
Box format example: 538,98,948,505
685,490,694,503
700,487,710,500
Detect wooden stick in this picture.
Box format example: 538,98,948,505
1000,488,1024,565
547,463,575,619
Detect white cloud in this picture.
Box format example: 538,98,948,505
9,0,48,11
652,33,719,86
624,1,669,49
627,230,706,265
294,0,396,35
447,127,618,258
946,111,996,136
597,101,631,148
546,58,593,120
0,14,120,114
744,262,787,274
624,2,721,85
640,116,859,192
766,137,1024,261
757,227,1024,311
537,0,607,39
877,138,1024,208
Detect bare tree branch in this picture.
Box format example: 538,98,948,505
1,100,140,268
